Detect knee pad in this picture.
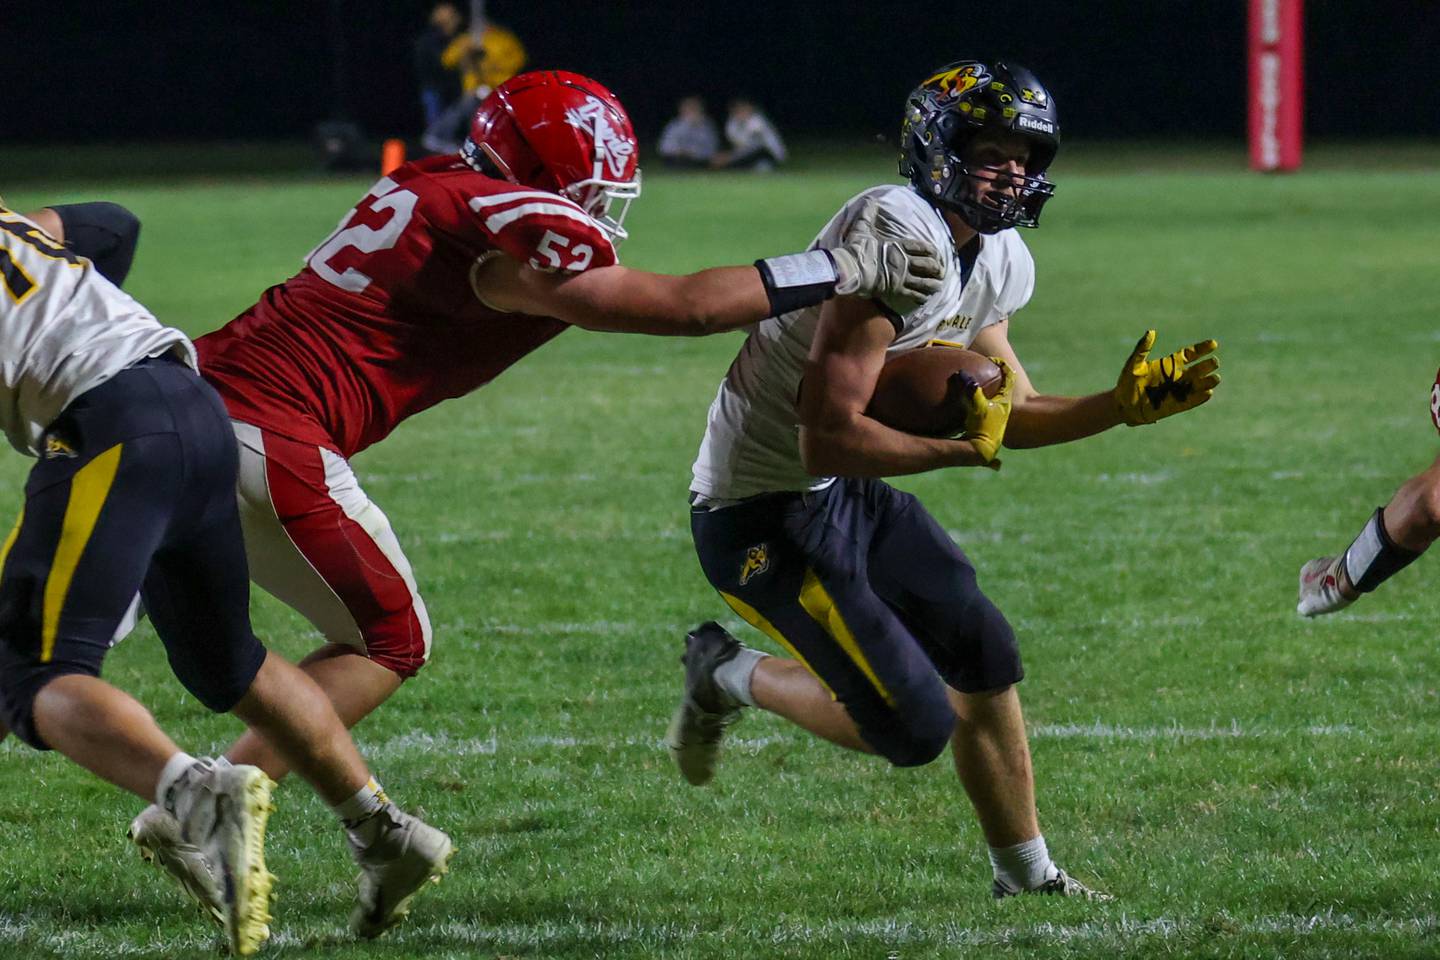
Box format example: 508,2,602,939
0,654,101,752
162,632,266,714
358,602,432,679
924,570,1023,694
855,684,956,768
955,593,1023,692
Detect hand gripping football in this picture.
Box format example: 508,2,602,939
866,342,1003,437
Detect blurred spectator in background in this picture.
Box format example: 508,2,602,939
414,2,465,128
421,11,527,154
657,96,720,168
712,98,787,172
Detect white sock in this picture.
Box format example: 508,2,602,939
989,835,1060,892
713,647,768,707
334,777,391,830
155,752,202,817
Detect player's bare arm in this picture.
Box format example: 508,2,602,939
476,255,780,335
21,208,64,240
1298,452,1439,617
797,295,1002,477
971,320,1219,449
475,197,945,337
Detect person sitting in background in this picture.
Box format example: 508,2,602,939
421,14,527,154
712,98,787,172
657,96,720,168
414,2,465,128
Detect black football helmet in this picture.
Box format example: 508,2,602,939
899,60,1060,233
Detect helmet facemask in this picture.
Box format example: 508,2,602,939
561,96,642,245
943,134,1055,234
563,172,641,245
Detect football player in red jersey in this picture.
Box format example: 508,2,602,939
128,70,945,906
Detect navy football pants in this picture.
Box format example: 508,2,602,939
692,477,1021,767
0,357,266,749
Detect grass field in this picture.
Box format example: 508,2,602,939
2,142,1440,959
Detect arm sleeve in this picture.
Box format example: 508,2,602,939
52,202,141,287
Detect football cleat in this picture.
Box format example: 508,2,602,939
665,621,745,787
349,807,454,939
166,762,277,956
130,803,228,929
1297,555,1353,617
992,868,1113,901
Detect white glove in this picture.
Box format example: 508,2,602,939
1297,556,1353,617
829,197,944,305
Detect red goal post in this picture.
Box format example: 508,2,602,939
1248,0,1304,171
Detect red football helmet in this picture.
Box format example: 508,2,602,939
462,70,642,243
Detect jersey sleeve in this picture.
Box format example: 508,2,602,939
466,189,617,274
985,231,1036,327
812,185,957,338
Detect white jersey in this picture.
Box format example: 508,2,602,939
0,206,195,456
690,184,1035,500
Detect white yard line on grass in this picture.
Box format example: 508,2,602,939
354,722,1374,763
0,721,1387,761
3,911,1436,955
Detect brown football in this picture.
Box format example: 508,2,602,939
866,345,1002,437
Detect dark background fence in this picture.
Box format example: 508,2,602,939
9,1,1439,144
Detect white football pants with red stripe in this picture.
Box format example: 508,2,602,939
231,421,432,677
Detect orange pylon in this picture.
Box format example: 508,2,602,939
381,139,406,175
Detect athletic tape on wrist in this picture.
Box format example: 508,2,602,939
754,250,838,317
1343,508,1421,593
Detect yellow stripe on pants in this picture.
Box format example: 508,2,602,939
42,444,124,662
719,589,836,699
0,508,22,576
797,567,895,707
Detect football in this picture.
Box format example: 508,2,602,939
866,344,1002,438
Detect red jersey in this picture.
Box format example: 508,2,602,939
198,155,616,458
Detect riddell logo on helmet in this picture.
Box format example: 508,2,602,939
1016,115,1054,135
565,96,635,179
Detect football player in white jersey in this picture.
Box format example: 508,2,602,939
670,61,1221,900
0,204,451,952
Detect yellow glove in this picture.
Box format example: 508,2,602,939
961,359,1014,463
1113,330,1220,426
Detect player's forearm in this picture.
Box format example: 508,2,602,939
799,416,988,478
1381,459,1440,554
564,266,773,336
1003,390,1123,449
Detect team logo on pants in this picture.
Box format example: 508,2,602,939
739,544,771,585
43,433,77,459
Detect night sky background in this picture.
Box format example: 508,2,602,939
9,1,1439,145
